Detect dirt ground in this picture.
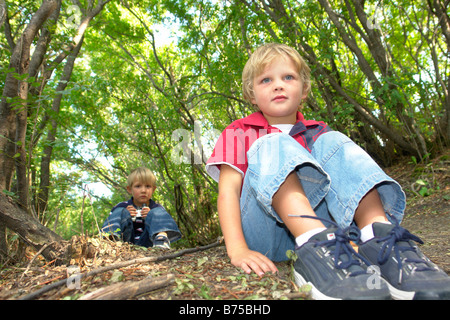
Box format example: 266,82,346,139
386,153,449,275
0,151,448,300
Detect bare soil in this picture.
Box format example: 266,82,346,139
0,151,448,300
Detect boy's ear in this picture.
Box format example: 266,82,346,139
302,83,310,99
301,91,308,100
126,186,132,194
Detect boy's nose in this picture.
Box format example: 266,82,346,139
273,80,284,91
274,85,284,92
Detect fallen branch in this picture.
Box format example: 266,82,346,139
79,274,175,300
19,238,223,300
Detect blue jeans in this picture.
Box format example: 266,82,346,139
101,206,182,247
240,131,405,261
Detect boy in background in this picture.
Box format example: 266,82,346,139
102,167,181,249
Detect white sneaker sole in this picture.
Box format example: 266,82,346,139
385,281,415,300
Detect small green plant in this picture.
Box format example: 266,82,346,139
414,179,432,197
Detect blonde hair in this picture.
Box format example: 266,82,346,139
127,167,156,187
242,43,311,108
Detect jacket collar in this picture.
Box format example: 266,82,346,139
243,111,305,126
112,197,158,210
242,111,310,136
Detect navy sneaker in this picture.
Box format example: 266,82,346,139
293,225,391,300
358,222,450,300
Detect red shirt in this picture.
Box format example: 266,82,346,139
206,111,331,182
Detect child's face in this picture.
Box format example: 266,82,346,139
251,56,308,125
127,180,155,207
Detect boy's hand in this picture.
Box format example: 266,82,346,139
127,205,150,218
126,205,137,217
229,247,278,276
140,206,150,218
217,165,278,277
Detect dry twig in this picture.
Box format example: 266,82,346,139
19,241,56,282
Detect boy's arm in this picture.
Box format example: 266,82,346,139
218,164,278,275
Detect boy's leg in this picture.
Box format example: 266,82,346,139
241,133,391,299
144,206,182,245
271,172,325,237
310,130,405,227
241,133,331,261
242,130,403,247
354,188,389,228
101,207,134,243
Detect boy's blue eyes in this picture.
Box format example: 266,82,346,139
261,75,295,83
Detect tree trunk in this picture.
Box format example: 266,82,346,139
0,0,58,262
0,0,57,199
0,0,6,28
0,193,69,264
429,0,450,144
33,1,112,216
37,36,84,215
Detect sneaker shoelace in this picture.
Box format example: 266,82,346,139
375,223,435,284
290,215,371,277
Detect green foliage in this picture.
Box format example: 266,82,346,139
1,0,449,246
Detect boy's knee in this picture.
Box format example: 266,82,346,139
312,131,357,162
316,131,350,146
149,206,167,216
